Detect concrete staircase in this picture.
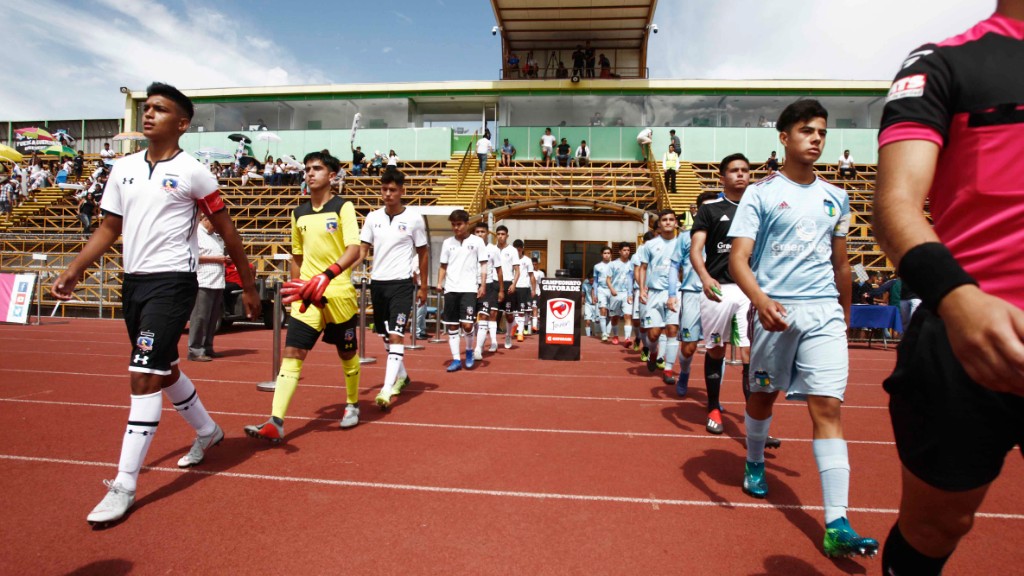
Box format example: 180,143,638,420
433,153,495,213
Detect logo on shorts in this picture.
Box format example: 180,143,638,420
344,328,355,341
682,328,691,339
161,178,178,193
465,306,474,317
754,370,771,388
823,199,836,218
325,217,338,233
136,331,155,352
396,313,407,326
133,354,149,365
710,332,721,345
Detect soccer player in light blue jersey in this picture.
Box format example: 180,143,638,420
667,223,702,393
729,99,877,558
606,243,634,345
630,231,654,354
593,246,614,341
638,209,680,376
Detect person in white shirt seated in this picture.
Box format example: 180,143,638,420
837,149,857,179
574,140,591,167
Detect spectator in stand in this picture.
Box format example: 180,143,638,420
574,140,590,167
500,139,516,166
240,160,261,187
556,60,569,79
766,150,781,174
571,45,585,78
681,202,698,231
584,41,596,78
556,138,571,168
350,144,365,176
368,150,385,176
0,179,12,215
524,51,538,78
637,127,653,160
590,112,604,126
476,132,493,173
663,144,680,194
669,130,681,158
286,161,302,185
539,128,556,167
386,149,399,170
73,150,85,179
77,192,97,234
599,53,617,78
837,149,857,179
99,143,116,165
506,52,520,79
263,156,275,182
544,51,558,78
187,213,227,362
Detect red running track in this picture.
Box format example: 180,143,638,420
0,318,1021,575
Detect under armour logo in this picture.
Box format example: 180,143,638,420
122,177,134,185
133,354,149,365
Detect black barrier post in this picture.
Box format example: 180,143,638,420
257,278,283,391
537,277,583,361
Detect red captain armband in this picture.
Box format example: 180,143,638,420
196,190,226,216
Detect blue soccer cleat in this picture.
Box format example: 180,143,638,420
742,460,768,499
465,350,475,368
823,518,879,558
447,359,463,372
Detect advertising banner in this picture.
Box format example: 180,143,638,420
538,278,582,361
0,273,37,324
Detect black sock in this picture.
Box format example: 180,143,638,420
742,363,750,402
705,356,723,412
882,522,950,576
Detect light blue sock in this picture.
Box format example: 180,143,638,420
813,438,850,524
745,412,772,464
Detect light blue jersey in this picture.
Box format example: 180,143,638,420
638,235,677,291
593,260,613,294
629,252,642,291
669,230,702,293
609,258,634,294
728,173,850,302
581,278,596,301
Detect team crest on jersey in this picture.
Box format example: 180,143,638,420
161,178,179,193
325,217,338,233
823,199,836,217
397,223,407,233
136,331,155,352
754,370,771,388
396,313,407,326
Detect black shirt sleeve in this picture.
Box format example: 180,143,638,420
691,204,712,234
879,43,954,141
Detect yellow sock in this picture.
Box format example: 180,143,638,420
342,354,360,404
271,357,303,420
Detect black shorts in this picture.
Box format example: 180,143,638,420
285,312,359,352
502,281,516,314
371,278,415,336
478,282,499,316
443,292,477,326
123,272,198,376
515,287,532,313
885,308,1024,491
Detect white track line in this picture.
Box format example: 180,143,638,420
2,453,1021,520
0,367,890,409
0,397,896,445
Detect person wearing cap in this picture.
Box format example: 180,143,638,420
368,149,385,176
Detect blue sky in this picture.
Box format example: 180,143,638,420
1,0,995,120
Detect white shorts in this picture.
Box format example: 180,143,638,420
597,289,612,311
584,301,599,322
642,289,680,329
679,290,703,342
608,293,629,316
749,300,848,402
699,283,750,349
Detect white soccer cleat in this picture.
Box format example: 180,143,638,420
87,480,135,526
177,423,224,468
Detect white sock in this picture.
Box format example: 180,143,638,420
163,371,216,436
585,324,592,336
464,327,476,353
745,413,772,464
382,344,404,394
813,438,851,524
489,321,498,344
516,316,525,334
623,323,632,340
448,330,461,360
114,391,162,492
600,316,609,335
476,321,488,352
531,315,538,330
664,339,680,371
658,334,667,358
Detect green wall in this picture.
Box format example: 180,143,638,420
179,127,453,162
496,126,880,164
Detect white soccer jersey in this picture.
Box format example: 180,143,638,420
534,269,545,291
196,226,225,289
515,255,534,288
440,234,487,293
483,244,502,283
101,150,220,274
360,207,428,281
499,245,518,280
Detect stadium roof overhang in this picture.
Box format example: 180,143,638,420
490,0,658,77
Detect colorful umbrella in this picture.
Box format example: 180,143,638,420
0,143,23,163
14,127,54,141
53,129,76,146
113,131,147,142
41,144,76,158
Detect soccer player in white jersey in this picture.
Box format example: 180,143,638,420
51,83,260,526
637,210,680,376
495,225,519,348
438,209,487,371
607,243,634,345
531,258,544,332
510,239,536,342
592,246,613,341
729,99,877,558
359,169,428,410
473,222,504,357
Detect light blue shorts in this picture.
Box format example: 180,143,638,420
597,289,612,311
608,293,629,316
642,289,681,329
749,300,848,401
584,301,598,322
678,290,703,342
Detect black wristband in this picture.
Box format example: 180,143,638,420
898,242,978,313
322,263,343,280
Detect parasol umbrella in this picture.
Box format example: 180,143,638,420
41,144,76,158
0,143,23,163
227,133,252,144
53,129,76,146
256,132,281,156
113,131,147,142
194,147,234,162
14,127,54,141
280,155,304,170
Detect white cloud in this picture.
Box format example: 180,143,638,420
648,0,996,80
392,11,414,24
382,47,394,53
0,0,330,120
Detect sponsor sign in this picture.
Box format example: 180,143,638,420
538,278,582,361
0,273,37,324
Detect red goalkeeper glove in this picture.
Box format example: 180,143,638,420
281,279,306,306
299,263,342,312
